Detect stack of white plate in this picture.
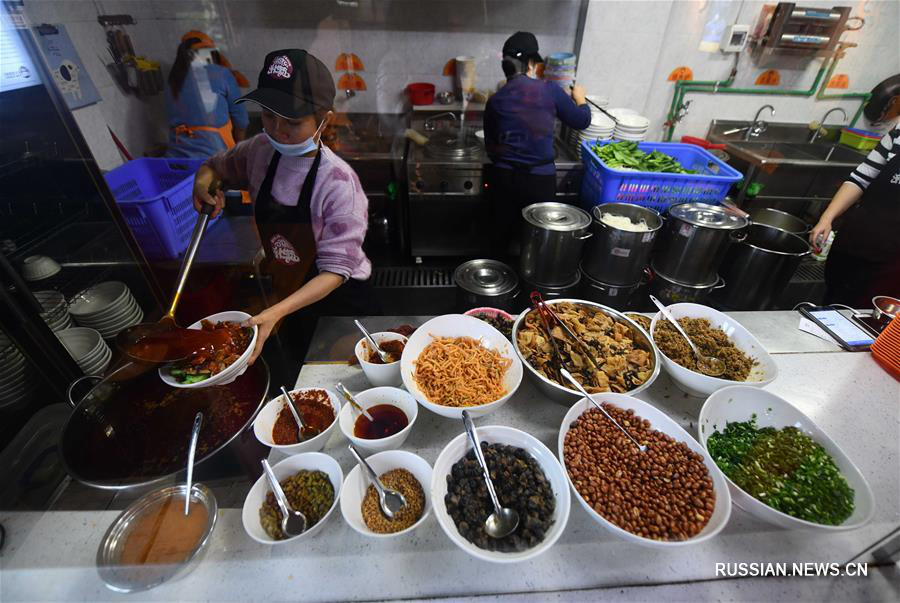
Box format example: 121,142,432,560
0,333,35,412
57,327,112,376
68,281,143,340
34,290,73,332
609,108,650,142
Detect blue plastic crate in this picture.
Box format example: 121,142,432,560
104,158,218,260
579,140,742,214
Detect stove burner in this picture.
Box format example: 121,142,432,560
424,131,482,160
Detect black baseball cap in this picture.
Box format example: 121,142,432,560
502,31,543,64
236,49,335,119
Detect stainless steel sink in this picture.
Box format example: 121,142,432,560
707,119,844,144
724,141,863,168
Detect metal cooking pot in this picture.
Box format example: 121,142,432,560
519,203,592,286
649,263,726,305
748,207,810,235
582,203,662,286
654,202,748,286
454,259,519,312
715,224,811,310
872,296,900,321
579,267,646,310
60,359,270,491
519,272,582,308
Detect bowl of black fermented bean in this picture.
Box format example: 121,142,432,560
241,452,344,544
558,392,732,547
432,425,570,563
699,386,875,531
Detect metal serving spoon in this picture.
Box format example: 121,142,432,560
279,386,317,441
184,411,203,516
336,382,375,422
649,295,726,377
560,369,646,453
260,458,307,538
348,444,407,519
354,320,391,363
461,410,519,539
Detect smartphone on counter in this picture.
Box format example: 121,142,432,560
798,306,875,352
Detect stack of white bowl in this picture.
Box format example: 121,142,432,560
21,255,61,282
56,327,112,376
68,281,143,339
569,95,614,158
609,107,650,142
0,332,35,412
34,290,73,332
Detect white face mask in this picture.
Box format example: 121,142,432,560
264,117,326,156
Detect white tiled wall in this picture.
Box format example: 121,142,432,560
22,0,900,169
577,0,900,140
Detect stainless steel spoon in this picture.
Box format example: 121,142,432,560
280,385,316,441
461,410,519,539
560,369,646,453
336,382,375,421
348,444,407,519
648,295,726,377
184,411,203,516
354,319,391,363
260,458,307,538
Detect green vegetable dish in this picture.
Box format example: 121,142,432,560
592,141,696,174
707,416,854,525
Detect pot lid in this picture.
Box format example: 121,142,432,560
668,203,748,230
454,259,519,296
522,203,591,232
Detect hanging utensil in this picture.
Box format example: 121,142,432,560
648,295,726,377
335,382,375,421
280,386,318,441
461,410,519,538
348,444,407,519
530,292,601,384
354,319,391,363
117,185,232,363
183,412,203,515
260,458,307,537
560,369,646,453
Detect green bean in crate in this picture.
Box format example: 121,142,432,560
593,141,696,174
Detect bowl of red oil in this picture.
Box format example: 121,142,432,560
338,386,418,453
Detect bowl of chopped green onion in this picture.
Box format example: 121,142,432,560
698,386,874,531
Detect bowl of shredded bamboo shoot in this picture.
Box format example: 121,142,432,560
400,314,524,419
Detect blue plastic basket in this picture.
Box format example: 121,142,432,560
580,140,742,213
104,158,218,260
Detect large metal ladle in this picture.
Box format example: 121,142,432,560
649,295,726,377
117,190,232,363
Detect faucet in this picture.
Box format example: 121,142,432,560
423,112,457,132
809,107,848,143
745,104,775,140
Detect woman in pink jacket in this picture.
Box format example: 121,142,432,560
192,49,372,363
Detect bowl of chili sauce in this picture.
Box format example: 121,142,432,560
253,388,341,454
354,332,408,387
338,386,418,454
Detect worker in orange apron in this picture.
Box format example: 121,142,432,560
165,31,249,159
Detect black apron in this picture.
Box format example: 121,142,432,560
824,150,900,305
255,148,376,356
832,149,900,260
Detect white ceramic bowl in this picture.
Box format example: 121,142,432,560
68,282,130,318
340,450,433,538
650,303,778,397
558,393,732,547
354,332,407,387
241,452,343,545
159,311,258,389
338,386,418,454
76,297,137,326
432,425,571,563
699,386,875,531
400,314,523,419
56,327,103,361
22,255,61,281
253,388,341,454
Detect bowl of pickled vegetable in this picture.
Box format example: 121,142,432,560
698,386,874,531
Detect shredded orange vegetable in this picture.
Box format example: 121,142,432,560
413,336,511,407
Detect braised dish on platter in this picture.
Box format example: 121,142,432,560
516,302,653,393
169,320,253,384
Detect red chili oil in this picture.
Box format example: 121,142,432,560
353,404,409,439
